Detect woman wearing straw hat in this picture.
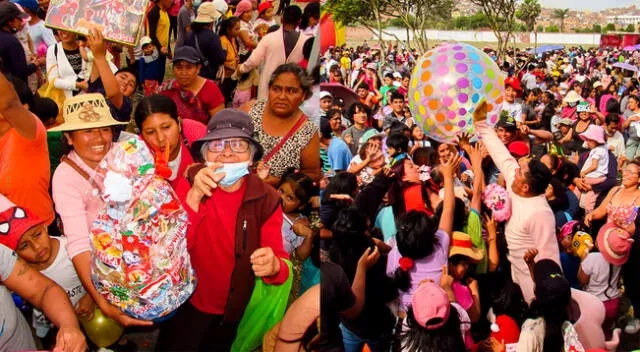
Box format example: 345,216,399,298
50,94,153,329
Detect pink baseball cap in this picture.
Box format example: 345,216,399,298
597,223,634,266
411,282,450,330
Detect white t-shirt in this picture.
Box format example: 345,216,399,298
502,101,523,122
581,252,621,301
516,318,585,352
522,72,537,90
581,145,609,179
0,244,37,351
28,20,56,54
32,237,86,338
550,115,562,133
606,131,626,159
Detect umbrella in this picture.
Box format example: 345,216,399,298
320,83,360,110
527,44,565,54
623,44,640,51
612,62,639,72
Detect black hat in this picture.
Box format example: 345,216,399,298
172,46,202,65
533,259,571,305
0,2,29,26
192,109,263,161
495,113,517,130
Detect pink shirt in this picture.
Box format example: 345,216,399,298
476,121,559,303
52,151,103,259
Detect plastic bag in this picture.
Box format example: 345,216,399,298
89,136,196,320
231,259,293,352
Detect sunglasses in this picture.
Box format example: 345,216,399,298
0,207,27,235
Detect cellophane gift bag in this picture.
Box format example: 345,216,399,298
89,136,196,320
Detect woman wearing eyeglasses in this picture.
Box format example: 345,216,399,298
155,108,289,350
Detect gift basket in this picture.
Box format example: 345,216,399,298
89,136,196,320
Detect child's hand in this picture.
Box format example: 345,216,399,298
291,219,313,237
523,248,538,266
466,277,479,296
440,153,462,179
344,133,353,145
479,337,505,352
456,132,472,150
439,265,454,289
357,246,380,271
469,143,483,169
484,214,497,240
86,29,107,59
75,294,95,320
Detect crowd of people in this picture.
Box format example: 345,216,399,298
317,43,640,351
0,0,324,350
3,0,640,349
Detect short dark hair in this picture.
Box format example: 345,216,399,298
319,117,332,139
384,72,394,80
525,159,552,196
386,132,409,154
605,113,620,125
282,5,303,26
390,90,404,103
357,83,369,91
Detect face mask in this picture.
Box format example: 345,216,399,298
207,161,250,187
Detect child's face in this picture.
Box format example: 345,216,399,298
384,77,393,86
16,224,53,265
387,145,397,157
262,7,274,20
586,139,598,149
412,127,424,140
449,259,469,281
353,109,368,125
278,181,302,214
320,97,332,111
142,44,155,56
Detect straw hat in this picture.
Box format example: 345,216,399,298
49,94,128,132
448,231,484,263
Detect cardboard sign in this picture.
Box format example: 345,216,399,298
44,0,149,46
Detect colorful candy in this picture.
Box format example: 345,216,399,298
90,136,196,320
408,42,505,143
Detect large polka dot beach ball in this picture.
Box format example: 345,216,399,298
408,43,505,144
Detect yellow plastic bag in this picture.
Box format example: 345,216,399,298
37,64,66,121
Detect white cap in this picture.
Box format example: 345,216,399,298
140,36,153,46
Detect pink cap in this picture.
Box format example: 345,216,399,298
234,0,252,16
597,223,633,266
411,282,450,330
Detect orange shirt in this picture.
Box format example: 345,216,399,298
0,118,53,224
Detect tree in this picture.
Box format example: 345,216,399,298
517,0,541,32
381,0,453,52
552,8,569,33
546,25,560,32
468,0,519,61
626,23,636,32
536,24,544,32
606,23,616,31
592,24,602,33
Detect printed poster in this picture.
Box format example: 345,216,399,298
45,0,149,46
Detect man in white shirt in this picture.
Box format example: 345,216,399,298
604,113,626,163
521,63,538,90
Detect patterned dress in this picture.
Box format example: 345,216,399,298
249,100,318,177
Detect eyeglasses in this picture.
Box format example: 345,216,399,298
0,207,27,235
207,139,250,153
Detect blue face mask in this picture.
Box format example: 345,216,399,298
208,161,250,187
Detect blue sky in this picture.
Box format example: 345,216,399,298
539,0,636,11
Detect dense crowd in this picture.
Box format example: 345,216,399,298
0,0,324,351
316,43,640,351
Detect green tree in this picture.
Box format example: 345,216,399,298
592,24,602,33
552,8,569,32
383,0,453,52
546,25,560,32
606,23,616,31
469,0,519,60
517,0,541,32
536,24,544,32
626,23,635,32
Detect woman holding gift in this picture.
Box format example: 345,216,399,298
155,108,290,351
50,93,152,331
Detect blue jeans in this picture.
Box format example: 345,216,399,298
339,324,390,352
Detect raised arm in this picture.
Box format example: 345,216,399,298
0,72,36,139
438,153,462,236
474,101,518,187
87,29,124,109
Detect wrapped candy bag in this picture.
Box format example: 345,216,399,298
89,136,196,320
482,184,512,223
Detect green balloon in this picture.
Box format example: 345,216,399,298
80,308,124,348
